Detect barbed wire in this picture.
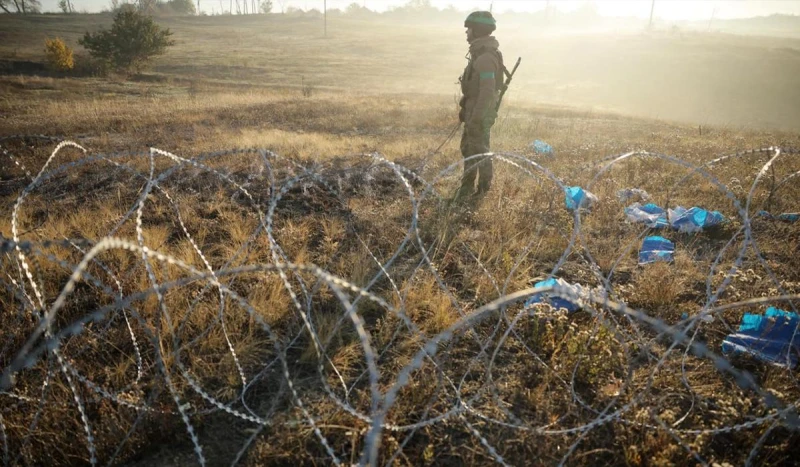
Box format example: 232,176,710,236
0,136,798,465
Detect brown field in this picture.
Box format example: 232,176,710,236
3,12,800,130
1,11,800,467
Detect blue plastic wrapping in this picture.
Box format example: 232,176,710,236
524,278,579,313
722,307,799,368
668,206,725,233
638,235,675,264
530,139,554,155
625,203,725,232
625,203,669,229
565,186,597,211
524,278,606,313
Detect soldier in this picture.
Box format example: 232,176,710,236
456,10,505,201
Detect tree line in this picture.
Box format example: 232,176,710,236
0,0,197,14
1,0,445,17
0,0,599,21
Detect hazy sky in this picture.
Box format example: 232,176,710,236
36,0,800,20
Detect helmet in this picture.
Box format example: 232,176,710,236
464,11,496,32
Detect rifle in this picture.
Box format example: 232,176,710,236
496,57,521,113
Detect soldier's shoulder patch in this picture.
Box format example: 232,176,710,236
479,71,495,80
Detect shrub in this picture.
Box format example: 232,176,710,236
78,9,175,75
44,37,74,72
70,52,106,77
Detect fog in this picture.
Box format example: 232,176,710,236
147,9,800,130
35,0,800,22
280,10,800,130
5,1,799,130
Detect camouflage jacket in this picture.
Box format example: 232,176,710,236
460,36,504,130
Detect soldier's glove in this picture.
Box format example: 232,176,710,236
458,96,466,123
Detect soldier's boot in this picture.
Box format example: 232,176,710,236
475,156,493,196
455,158,480,202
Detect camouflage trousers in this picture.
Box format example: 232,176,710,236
457,122,493,198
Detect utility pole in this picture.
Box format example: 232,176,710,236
707,6,717,31
324,0,327,37
648,0,655,29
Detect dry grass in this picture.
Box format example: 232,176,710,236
2,87,799,466
2,13,800,467
3,12,800,129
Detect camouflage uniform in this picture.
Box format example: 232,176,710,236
457,13,504,200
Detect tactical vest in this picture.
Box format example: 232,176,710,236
460,47,506,96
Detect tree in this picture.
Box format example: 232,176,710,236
58,0,75,13
137,0,157,14
259,0,271,14
78,9,175,74
23,0,42,13
346,2,369,15
1,0,42,13
403,0,431,11
164,0,195,15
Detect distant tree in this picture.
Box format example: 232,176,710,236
1,0,42,13
403,0,432,11
58,0,75,13
346,2,369,15
574,1,598,20
225,0,262,14
259,0,271,14
164,0,195,15
136,0,157,14
79,9,175,74
441,4,457,15
25,0,42,13
106,0,143,13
